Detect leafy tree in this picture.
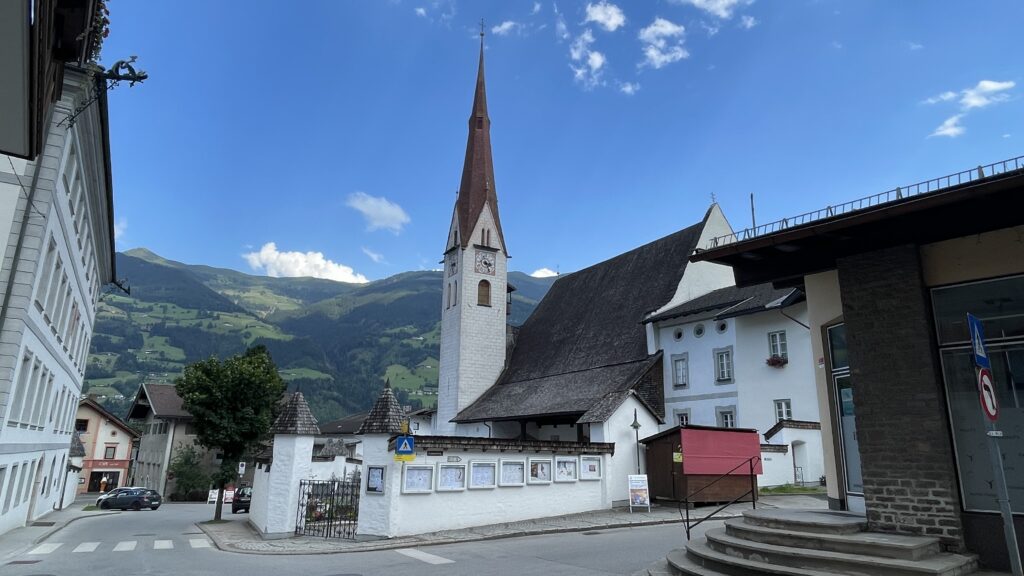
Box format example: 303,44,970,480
175,345,285,520
168,444,210,500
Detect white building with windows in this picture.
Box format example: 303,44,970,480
645,284,824,487
0,64,117,535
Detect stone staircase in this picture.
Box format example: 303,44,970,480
666,509,979,576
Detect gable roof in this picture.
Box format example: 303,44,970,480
128,383,191,420
455,219,707,424
78,397,140,438
69,431,87,458
319,412,368,435
357,382,406,434
644,283,802,324
270,391,321,435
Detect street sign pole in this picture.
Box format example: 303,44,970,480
968,314,1022,576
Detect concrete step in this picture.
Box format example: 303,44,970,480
672,541,831,576
705,528,978,576
725,517,942,560
743,509,867,535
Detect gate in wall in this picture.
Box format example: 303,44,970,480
295,474,360,539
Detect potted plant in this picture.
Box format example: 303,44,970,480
765,355,788,367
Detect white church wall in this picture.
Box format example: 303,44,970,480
250,434,313,539
248,464,270,534
768,426,825,486
659,317,738,431
759,448,794,488
595,396,659,506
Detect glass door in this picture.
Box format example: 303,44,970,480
828,323,864,513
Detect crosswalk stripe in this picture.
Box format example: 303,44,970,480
395,548,455,565
189,538,212,548
154,540,173,550
28,543,62,555
73,542,101,553
113,540,137,552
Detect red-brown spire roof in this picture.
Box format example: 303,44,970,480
455,33,507,255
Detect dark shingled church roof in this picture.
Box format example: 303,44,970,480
357,382,405,435
643,284,803,324
455,216,709,424
69,432,86,457
270,391,320,435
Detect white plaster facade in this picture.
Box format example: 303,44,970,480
659,316,739,430
0,67,114,536
436,203,508,436
250,434,314,539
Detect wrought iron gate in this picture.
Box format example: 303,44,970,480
295,475,360,539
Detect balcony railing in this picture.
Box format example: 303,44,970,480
704,155,1024,250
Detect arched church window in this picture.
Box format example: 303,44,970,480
478,280,491,307
453,281,457,305
446,283,451,309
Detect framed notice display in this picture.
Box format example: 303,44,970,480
499,459,526,487
437,463,467,491
628,474,651,512
469,461,497,489
580,456,602,480
366,465,386,495
528,458,552,484
402,464,434,494
554,457,578,482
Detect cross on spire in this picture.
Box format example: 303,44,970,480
480,18,485,38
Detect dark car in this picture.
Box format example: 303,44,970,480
232,487,252,514
95,486,145,507
99,488,162,511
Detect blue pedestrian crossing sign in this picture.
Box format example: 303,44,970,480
394,435,415,462
967,313,990,369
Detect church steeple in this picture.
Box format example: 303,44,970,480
455,28,507,255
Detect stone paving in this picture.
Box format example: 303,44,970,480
197,494,827,555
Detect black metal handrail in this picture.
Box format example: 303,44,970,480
681,455,760,540
704,155,1024,250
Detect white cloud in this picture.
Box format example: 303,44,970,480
930,115,965,138
831,40,843,49
553,2,570,40
960,80,1015,109
415,7,426,17
243,242,368,283
584,1,626,32
492,21,519,35
114,218,127,240
619,81,640,95
674,0,749,19
531,2,542,15
922,91,957,105
345,191,410,233
1003,133,1012,139
740,15,757,29
699,20,719,36
907,41,923,50
530,268,558,278
361,247,385,264
569,29,606,89
639,18,688,69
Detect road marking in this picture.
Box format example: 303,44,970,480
113,541,137,552
189,538,212,548
395,548,455,565
154,540,174,550
28,543,62,555
73,542,101,553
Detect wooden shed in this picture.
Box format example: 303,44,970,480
642,425,762,504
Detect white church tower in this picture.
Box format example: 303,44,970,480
435,31,509,436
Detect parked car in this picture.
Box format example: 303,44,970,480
95,486,145,507
232,487,252,514
99,488,162,511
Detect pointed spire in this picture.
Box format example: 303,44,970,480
357,382,405,435
270,391,321,435
454,30,507,255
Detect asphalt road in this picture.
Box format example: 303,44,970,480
3,503,691,575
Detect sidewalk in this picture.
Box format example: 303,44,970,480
0,494,120,561
198,494,826,555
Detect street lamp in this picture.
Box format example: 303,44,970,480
630,408,642,474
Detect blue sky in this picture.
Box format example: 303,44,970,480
103,0,1022,283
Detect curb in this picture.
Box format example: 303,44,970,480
34,511,121,545
197,513,745,556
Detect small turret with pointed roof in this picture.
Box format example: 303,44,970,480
270,391,321,435
454,25,507,255
357,379,406,435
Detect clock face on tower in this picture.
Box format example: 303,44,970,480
475,251,496,275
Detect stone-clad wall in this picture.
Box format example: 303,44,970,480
836,245,964,549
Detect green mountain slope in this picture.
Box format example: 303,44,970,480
87,250,556,422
